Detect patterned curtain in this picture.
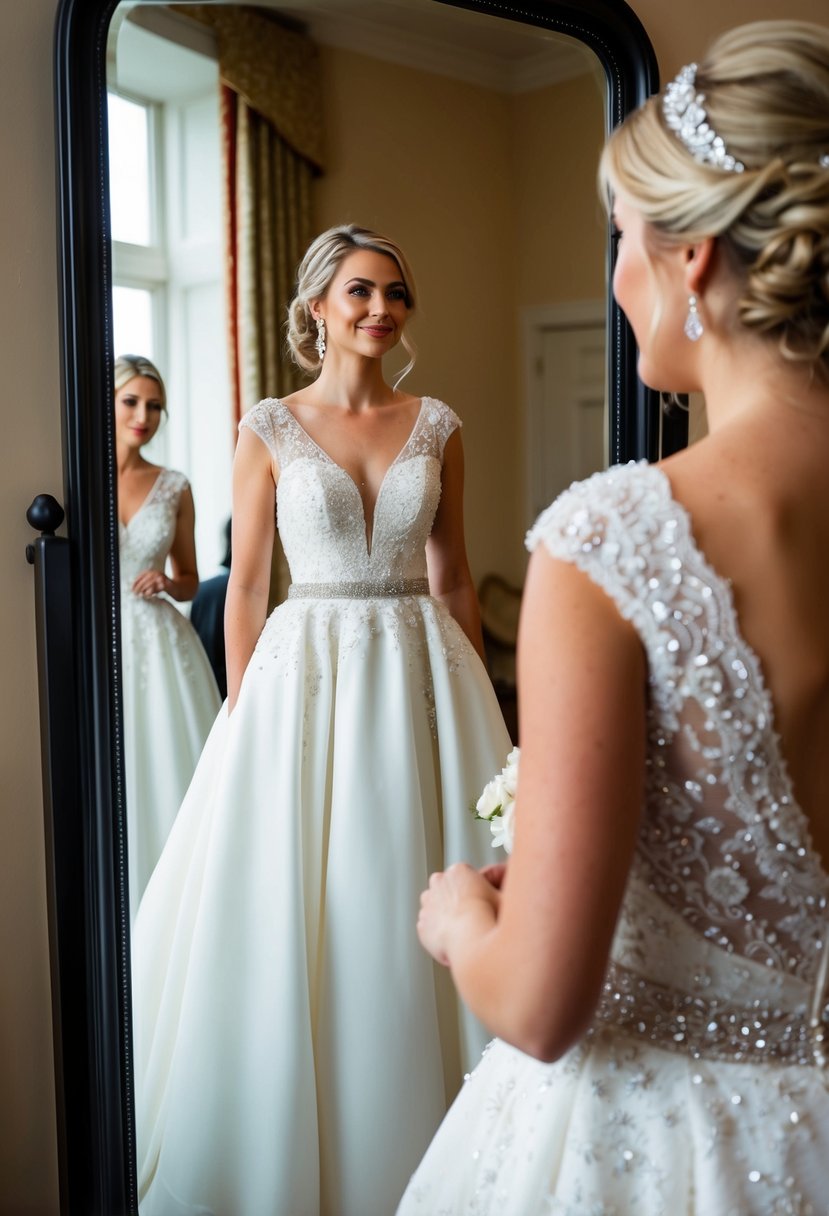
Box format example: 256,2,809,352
175,5,324,603
226,87,315,422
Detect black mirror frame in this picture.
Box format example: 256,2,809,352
50,1,664,1211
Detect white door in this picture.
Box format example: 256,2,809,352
527,321,606,520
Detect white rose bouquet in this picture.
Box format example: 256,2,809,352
472,746,519,854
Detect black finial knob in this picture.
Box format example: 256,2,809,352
27,494,65,536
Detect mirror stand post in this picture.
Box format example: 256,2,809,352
26,503,89,1213
54,0,136,1210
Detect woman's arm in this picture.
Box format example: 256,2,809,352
224,428,277,712
425,429,486,661
132,483,199,602
417,545,647,1062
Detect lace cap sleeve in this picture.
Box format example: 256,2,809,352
238,399,280,460
525,462,674,646
420,397,461,459
154,467,189,509
165,468,189,497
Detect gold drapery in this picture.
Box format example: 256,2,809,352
175,5,324,170
175,5,322,604
232,93,314,415
226,87,315,603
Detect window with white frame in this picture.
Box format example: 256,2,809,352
108,16,232,578
109,90,166,365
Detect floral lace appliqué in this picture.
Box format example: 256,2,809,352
527,462,829,987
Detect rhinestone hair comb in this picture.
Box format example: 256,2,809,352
662,63,745,173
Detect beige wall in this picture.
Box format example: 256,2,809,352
1,0,62,1211
633,0,829,76
511,71,606,309
2,1,827,1212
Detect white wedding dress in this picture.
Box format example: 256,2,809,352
398,462,829,1216
120,467,221,919
133,398,511,1216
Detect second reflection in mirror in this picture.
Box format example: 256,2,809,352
115,355,221,919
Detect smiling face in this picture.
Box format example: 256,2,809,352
114,374,165,450
313,248,411,362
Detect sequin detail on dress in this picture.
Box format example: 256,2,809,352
527,463,829,1006
240,397,472,732
241,396,460,576
120,469,195,690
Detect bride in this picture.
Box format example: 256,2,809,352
133,224,511,1215
115,354,220,918
399,21,829,1215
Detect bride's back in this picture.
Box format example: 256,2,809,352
665,409,829,865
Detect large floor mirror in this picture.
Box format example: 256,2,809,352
41,1,666,1211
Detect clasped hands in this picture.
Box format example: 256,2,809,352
416,861,507,967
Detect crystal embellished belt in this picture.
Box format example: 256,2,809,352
590,960,829,1067
287,578,430,600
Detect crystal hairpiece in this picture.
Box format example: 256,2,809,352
662,63,745,173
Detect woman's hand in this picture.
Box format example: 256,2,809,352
132,568,171,598
417,862,501,967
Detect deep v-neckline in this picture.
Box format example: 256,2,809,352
119,468,165,529
279,398,426,556
649,463,829,889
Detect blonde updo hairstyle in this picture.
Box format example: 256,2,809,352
287,224,417,384
114,353,167,410
600,21,829,380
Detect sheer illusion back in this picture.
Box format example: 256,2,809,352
528,462,829,1062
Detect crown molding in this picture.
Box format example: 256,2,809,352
300,7,594,93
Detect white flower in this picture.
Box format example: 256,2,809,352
473,747,520,853
475,771,511,820
490,800,515,853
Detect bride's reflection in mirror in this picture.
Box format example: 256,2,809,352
132,222,513,1215
115,355,222,922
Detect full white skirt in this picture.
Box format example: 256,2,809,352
134,595,511,1216
122,593,221,918
397,1030,829,1215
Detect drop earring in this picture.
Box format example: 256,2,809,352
315,317,326,361
684,294,703,341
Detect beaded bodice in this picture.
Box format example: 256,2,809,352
119,467,188,592
239,397,460,585
528,463,829,1065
